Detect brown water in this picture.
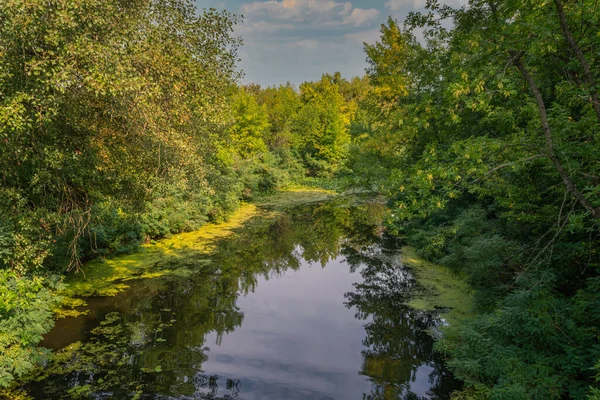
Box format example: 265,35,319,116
25,198,460,399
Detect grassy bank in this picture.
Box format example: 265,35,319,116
57,189,336,318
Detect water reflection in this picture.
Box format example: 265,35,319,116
23,198,458,399
344,243,458,399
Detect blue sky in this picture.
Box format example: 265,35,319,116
195,0,463,86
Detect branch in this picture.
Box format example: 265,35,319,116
488,154,548,174
554,0,600,122
510,50,600,219
581,172,600,185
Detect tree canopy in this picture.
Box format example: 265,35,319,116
350,1,600,398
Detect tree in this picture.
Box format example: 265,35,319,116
256,84,301,150
0,0,240,387
292,76,350,175
0,0,240,272
354,1,600,397
228,87,270,159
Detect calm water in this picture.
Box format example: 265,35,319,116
26,199,460,399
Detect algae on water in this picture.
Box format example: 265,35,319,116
56,190,338,318
402,246,474,326
253,188,335,210
56,202,260,317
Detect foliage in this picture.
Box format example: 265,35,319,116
352,1,600,398
225,76,365,195
227,87,270,158
0,271,61,387
0,0,241,387
292,76,351,176
256,83,301,149
0,0,241,273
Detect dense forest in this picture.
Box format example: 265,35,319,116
1,0,599,399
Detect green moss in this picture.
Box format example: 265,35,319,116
56,189,335,317
402,246,474,326
56,203,260,316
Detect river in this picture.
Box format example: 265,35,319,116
24,197,460,399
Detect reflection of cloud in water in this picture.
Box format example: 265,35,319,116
410,364,435,398
201,256,372,399
25,199,459,399
193,359,357,400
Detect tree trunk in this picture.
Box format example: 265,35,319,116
511,51,600,219
554,0,600,122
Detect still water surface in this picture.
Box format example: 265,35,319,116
28,199,459,399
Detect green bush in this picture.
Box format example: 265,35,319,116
0,271,61,387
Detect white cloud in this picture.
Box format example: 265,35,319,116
288,39,321,50
241,0,380,28
385,0,419,11
343,8,380,27
239,34,370,86
236,21,295,34
232,0,388,86
344,28,381,45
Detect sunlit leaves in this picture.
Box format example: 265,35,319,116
0,0,241,272
227,87,270,158
0,271,61,387
0,0,241,387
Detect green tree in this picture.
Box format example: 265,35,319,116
228,87,270,158
292,76,350,175
354,2,600,398
257,84,301,150
0,0,240,387
0,0,240,272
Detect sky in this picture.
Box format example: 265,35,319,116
195,0,464,87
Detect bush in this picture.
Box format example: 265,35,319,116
0,271,61,387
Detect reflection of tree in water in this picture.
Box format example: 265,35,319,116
23,199,458,399
24,199,386,399
343,242,459,400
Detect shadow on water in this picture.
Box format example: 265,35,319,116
23,198,461,399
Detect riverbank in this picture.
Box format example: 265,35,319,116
3,189,479,399
57,188,474,346
57,189,336,319
12,192,466,399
